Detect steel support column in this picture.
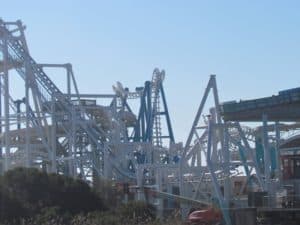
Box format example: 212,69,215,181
223,123,231,205
3,39,10,171
275,122,282,182
262,114,271,194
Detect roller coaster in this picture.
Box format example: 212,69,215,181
1,20,300,225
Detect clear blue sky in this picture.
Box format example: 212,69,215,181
2,1,300,142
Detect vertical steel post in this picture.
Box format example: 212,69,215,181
210,108,218,163
68,105,76,177
67,66,71,100
3,39,10,171
262,114,271,196
156,168,163,219
0,74,2,160
136,165,144,201
275,122,282,182
223,123,231,205
51,96,57,173
25,57,31,168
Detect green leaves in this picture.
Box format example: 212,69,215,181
0,168,182,225
0,167,105,222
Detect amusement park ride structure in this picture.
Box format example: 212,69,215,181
1,20,300,225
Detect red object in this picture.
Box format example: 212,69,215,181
188,207,222,225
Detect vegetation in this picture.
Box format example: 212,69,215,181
0,168,182,225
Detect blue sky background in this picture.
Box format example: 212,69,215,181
2,1,300,142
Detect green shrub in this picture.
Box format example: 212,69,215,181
0,167,105,220
0,186,26,223
118,201,156,224
0,168,184,225
94,178,121,209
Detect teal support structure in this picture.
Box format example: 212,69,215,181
255,137,265,173
255,136,277,176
